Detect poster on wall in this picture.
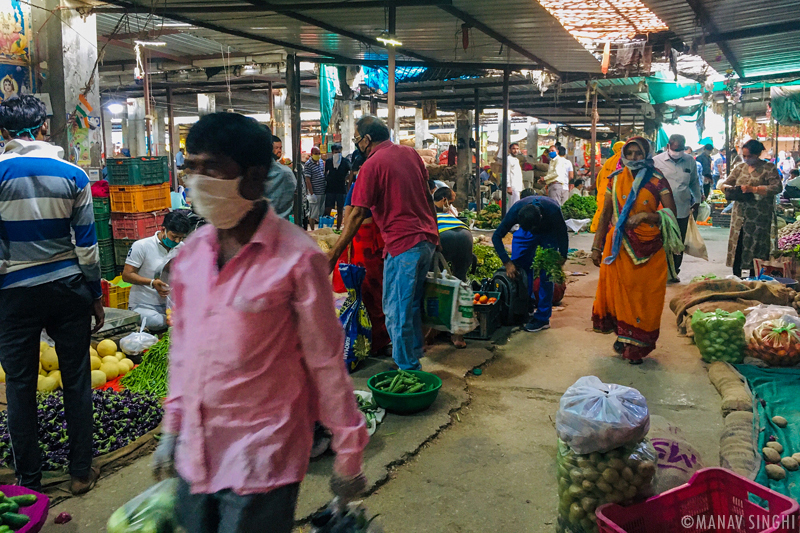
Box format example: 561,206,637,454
0,0,32,103
68,116,102,168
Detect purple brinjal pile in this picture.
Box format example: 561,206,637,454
0,389,163,471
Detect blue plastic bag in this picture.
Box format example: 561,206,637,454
338,264,372,372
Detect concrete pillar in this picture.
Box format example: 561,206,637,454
36,0,102,165
154,109,167,157
198,94,216,116
341,101,356,155
455,110,472,208
274,89,292,161
415,108,428,149
126,98,146,157
527,125,538,161
102,109,114,157
361,100,370,116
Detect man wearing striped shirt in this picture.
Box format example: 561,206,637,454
0,95,103,494
304,146,326,230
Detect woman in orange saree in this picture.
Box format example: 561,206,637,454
591,137,678,364
590,141,625,233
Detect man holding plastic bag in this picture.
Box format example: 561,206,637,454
151,113,368,533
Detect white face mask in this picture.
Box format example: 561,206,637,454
333,153,342,168
186,174,255,229
667,148,683,160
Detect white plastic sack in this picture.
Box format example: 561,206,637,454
697,202,711,223
743,304,798,339
683,214,708,260
648,415,704,494
354,390,385,437
556,376,650,455
422,253,477,335
564,218,591,233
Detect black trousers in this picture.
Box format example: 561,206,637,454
674,216,690,275
0,275,94,489
439,227,474,282
176,477,300,533
733,231,746,278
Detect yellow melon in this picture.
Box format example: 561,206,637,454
40,347,59,372
97,339,118,358
91,370,107,388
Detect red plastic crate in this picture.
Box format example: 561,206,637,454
597,468,800,533
111,210,168,240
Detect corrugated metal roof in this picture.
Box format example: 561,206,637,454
97,0,601,73
642,0,800,79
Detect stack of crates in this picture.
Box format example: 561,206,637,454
107,156,171,277
93,196,115,281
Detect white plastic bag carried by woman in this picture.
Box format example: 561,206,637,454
556,376,650,454
684,214,708,260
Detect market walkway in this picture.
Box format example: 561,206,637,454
41,227,731,532
359,227,730,532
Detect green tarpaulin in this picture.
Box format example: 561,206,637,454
771,86,800,125
319,64,338,143
735,364,800,501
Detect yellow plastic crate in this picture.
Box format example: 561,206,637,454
107,276,131,310
110,183,170,213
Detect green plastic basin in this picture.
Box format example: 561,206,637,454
367,370,442,414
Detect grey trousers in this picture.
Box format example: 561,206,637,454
176,477,300,533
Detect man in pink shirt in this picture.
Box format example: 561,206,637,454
152,113,369,533
328,116,439,370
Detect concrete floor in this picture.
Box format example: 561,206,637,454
40,226,732,532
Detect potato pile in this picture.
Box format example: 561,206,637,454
556,439,657,533
763,417,799,481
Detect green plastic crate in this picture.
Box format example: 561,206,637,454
95,214,111,241
114,238,135,268
98,238,115,270
106,157,169,186
93,196,111,217
101,266,117,281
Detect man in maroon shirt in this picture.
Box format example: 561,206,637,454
328,116,439,370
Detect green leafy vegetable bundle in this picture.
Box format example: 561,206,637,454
561,195,598,221
469,244,503,282
691,309,746,364
532,247,566,284
475,203,502,229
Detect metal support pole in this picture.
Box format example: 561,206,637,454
288,54,303,227
590,89,598,184
142,47,152,156
474,88,481,210
268,81,275,134
99,102,108,164
167,87,177,189
387,3,397,135
617,107,622,139
501,68,510,217
724,100,730,179
775,123,780,160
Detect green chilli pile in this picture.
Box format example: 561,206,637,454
120,330,170,397
556,439,657,533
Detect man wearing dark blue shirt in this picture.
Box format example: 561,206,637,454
491,196,569,332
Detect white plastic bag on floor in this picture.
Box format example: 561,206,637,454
556,376,650,454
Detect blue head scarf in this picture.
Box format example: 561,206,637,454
604,137,656,265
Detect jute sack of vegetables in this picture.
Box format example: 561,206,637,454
556,376,650,455
555,439,657,533
747,317,800,366
690,309,747,363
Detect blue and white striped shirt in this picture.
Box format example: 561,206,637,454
0,139,101,298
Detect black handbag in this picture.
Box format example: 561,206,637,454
724,186,755,202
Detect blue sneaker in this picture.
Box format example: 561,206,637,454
524,319,550,332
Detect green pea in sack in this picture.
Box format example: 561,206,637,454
691,309,747,364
